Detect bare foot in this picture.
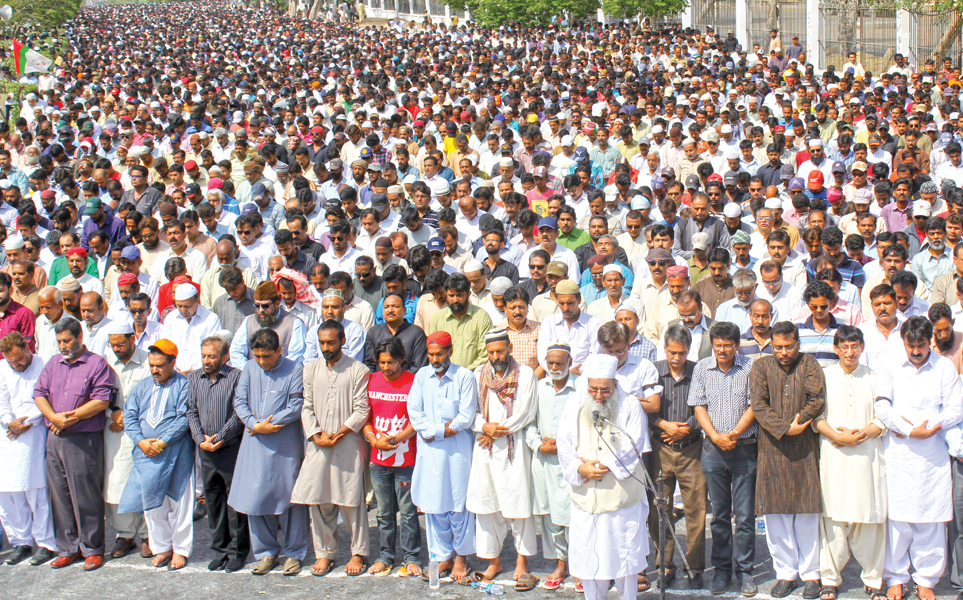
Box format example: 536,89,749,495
169,553,188,570
513,555,529,581
480,557,502,581
916,586,936,600
368,561,390,574
405,563,423,577
311,557,333,575
344,555,366,575
151,550,173,567
451,555,470,581
547,560,568,582
886,584,905,600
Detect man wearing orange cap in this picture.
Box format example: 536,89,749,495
408,330,479,582
118,339,195,571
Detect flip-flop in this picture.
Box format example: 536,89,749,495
455,572,484,586
400,563,421,578
152,555,172,568
542,577,564,590
515,573,540,592
421,567,452,582
168,558,188,572
310,560,335,577
639,574,651,592
575,581,584,593
345,558,367,577
368,561,393,576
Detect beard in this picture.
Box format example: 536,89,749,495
449,301,467,313
431,358,450,373
579,391,618,432
256,311,279,327
936,334,955,353
547,366,569,381
142,237,159,250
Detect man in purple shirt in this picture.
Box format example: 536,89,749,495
33,318,116,571
80,196,128,252
0,273,36,352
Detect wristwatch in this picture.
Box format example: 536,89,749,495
387,437,396,446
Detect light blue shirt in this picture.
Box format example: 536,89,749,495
408,363,478,514
716,298,752,334
229,311,307,368
303,318,365,363
911,246,954,295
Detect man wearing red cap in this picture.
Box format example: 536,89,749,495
408,330,479,581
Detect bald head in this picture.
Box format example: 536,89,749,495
216,239,238,265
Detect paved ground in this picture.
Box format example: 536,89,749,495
0,509,959,600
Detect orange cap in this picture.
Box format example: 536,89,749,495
149,339,178,358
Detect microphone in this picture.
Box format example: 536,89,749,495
592,409,600,426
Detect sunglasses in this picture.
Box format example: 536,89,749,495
129,308,147,315
647,260,671,267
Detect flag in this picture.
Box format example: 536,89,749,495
12,40,52,76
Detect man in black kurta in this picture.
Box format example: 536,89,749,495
749,322,825,599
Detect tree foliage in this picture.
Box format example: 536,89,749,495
601,0,687,19
444,0,598,27
5,0,83,28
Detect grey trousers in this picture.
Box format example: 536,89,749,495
248,505,310,561
45,431,106,557
106,503,147,539
948,458,963,590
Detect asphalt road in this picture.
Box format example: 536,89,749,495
0,509,959,600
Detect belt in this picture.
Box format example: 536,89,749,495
658,435,700,451
735,436,758,446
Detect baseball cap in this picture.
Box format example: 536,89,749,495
149,339,178,358
120,246,141,260
685,174,701,189
807,171,824,190
83,197,103,215
426,237,445,252
830,161,846,174
546,261,568,277
913,200,932,217
537,216,558,230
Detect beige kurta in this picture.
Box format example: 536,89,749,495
104,348,152,504
817,363,886,523
290,353,370,507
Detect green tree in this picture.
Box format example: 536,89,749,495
444,0,597,26
5,0,82,28
601,0,687,19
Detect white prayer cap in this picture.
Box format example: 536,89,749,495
583,354,618,380
490,277,513,296
3,236,24,251
764,198,783,210
499,157,514,168
615,303,638,316
431,180,451,196
602,264,623,277
103,320,135,336
808,138,823,148
720,124,733,134
463,259,484,274
173,284,199,301
0,180,11,190
724,148,741,160
723,203,743,218
387,184,405,195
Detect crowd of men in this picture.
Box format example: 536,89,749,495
3,2,963,600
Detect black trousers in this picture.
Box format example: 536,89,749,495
199,442,250,561
45,431,106,557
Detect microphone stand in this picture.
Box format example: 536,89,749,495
593,411,692,597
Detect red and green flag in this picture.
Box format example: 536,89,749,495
12,40,51,76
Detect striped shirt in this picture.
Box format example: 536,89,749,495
651,360,700,440
687,353,757,439
629,334,657,364
187,365,244,445
797,316,840,367
739,330,774,360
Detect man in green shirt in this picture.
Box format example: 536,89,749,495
556,207,590,250
428,272,492,370
48,231,99,286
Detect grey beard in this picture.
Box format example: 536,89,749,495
256,312,278,327
579,392,618,430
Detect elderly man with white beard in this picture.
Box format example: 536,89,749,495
557,353,650,600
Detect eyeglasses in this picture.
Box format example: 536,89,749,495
648,260,670,267
330,236,346,242
129,308,147,315
528,263,546,270
254,302,276,310
357,271,373,278
712,342,736,351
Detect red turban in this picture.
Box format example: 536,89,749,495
66,247,87,259
426,331,452,348
117,272,139,286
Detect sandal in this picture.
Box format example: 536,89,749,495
368,560,392,576
820,586,839,600
456,572,484,586
868,588,887,600
420,567,452,582
575,581,584,593
515,573,540,592
886,584,908,600
310,559,334,577
542,577,565,590
400,562,421,578
345,556,367,577
639,574,651,592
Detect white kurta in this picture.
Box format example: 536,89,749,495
818,363,886,523
0,356,46,492
104,348,153,504
557,385,650,580
875,351,962,523
466,365,538,519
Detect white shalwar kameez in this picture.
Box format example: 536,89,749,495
0,355,55,551
875,350,962,588
557,373,650,600
466,364,539,558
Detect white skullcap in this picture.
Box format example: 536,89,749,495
724,148,741,160
560,135,574,147
103,320,135,336
462,259,484,273
764,198,783,210
630,196,651,210
432,180,451,196
723,203,743,218
720,124,733,134
0,180,12,191
173,284,199,301
387,184,405,195
583,354,618,380
602,264,623,277
615,303,638,316
808,138,823,148
490,277,513,296
3,236,24,251
682,137,696,147
499,157,514,167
